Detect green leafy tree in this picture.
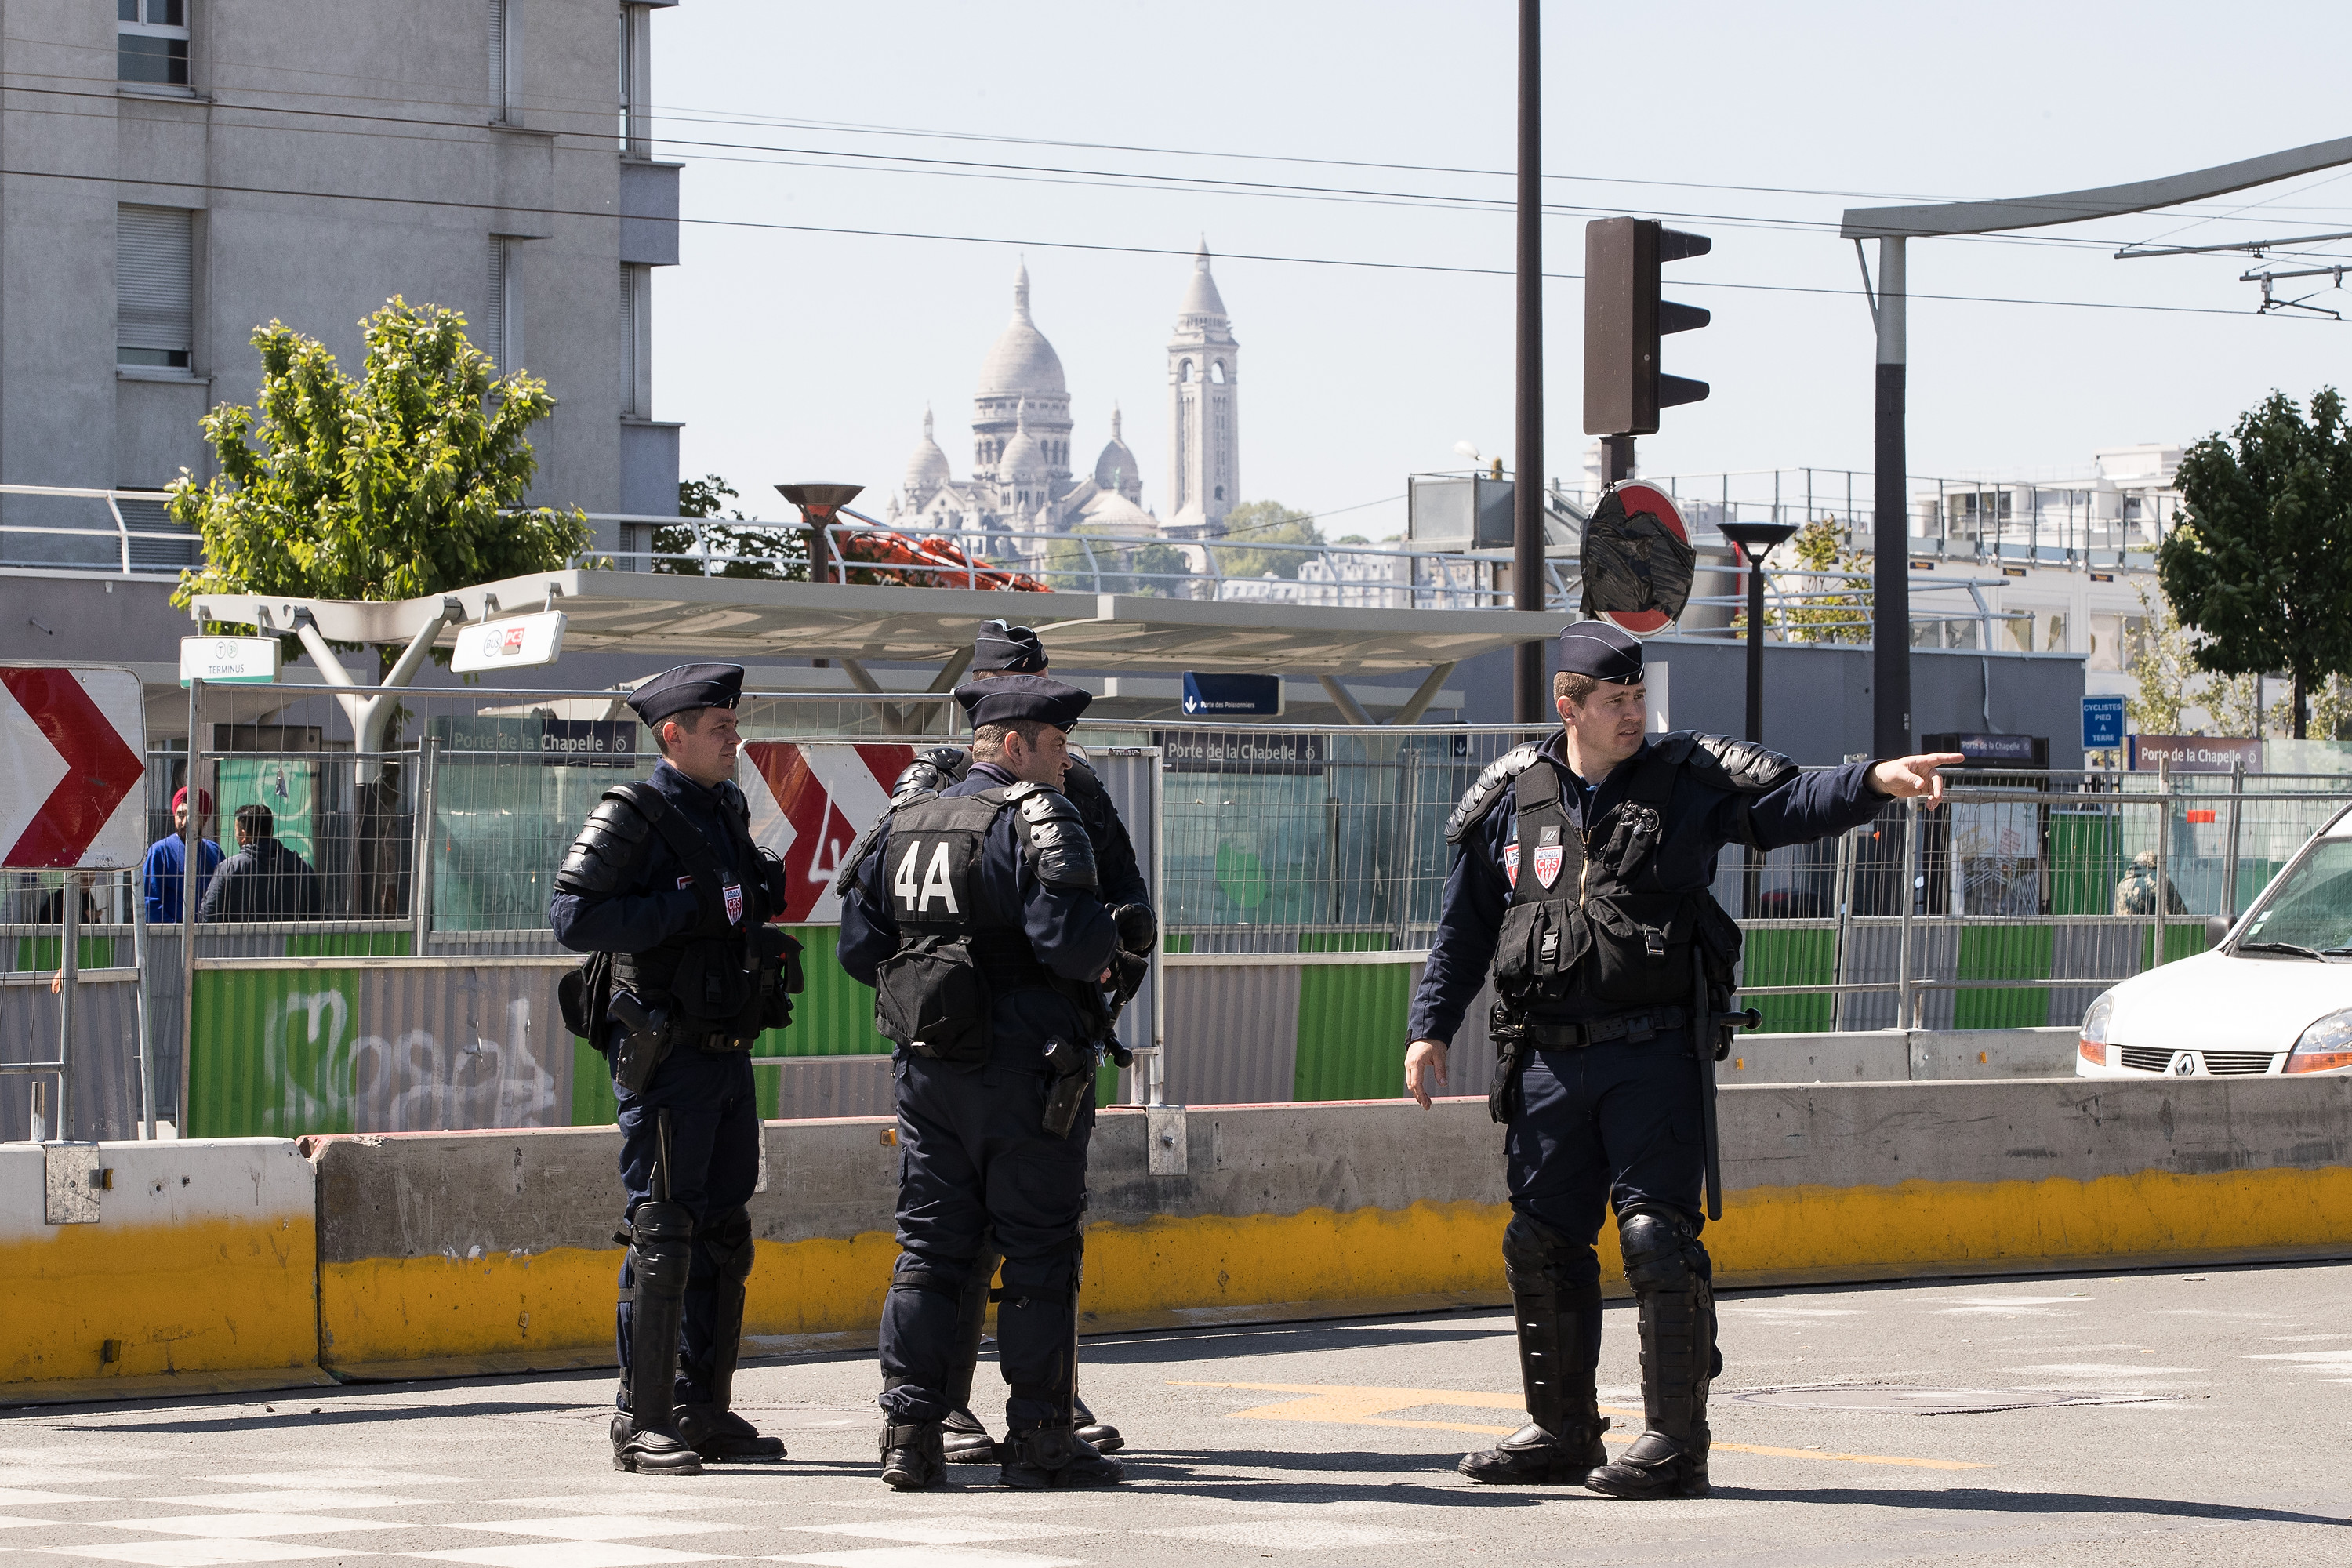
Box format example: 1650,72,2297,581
1040,528,1192,595
653,474,807,580
168,297,587,673
2310,673,2352,742
2125,581,2198,735
2161,389,2352,739
1211,499,1321,579
165,297,586,916
1739,517,1869,644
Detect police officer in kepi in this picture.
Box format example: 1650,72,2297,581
1403,622,1962,1499
551,662,806,1478
838,672,1152,1491
874,618,1148,1461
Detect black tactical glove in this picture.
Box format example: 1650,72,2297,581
1110,902,1156,956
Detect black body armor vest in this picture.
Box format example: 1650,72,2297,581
1490,751,1743,1019
869,786,1044,1062
608,783,778,1043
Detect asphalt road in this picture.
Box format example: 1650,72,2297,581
5,1260,2348,1567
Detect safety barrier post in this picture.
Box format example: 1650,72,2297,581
1896,797,1919,1029
2151,760,2172,968
56,877,78,1137
2222,760,2245,917
410,735,440,955
132,868,154,1140
1830,821,1859,1032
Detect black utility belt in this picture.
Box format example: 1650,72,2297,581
690,1032,757,1054
1515,1006,1689,1049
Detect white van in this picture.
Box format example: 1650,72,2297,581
2077,802,2352,1079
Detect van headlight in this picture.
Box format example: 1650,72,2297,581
2079,990,2116,1066
2285,1008,2352,1075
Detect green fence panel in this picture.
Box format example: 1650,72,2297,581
186,966,361,1140
1953,924,2054,1029
288,931,410,959
14,936,116,972
571,1039,619,1127
1291,963,1414,1102
1743,927,1835,1033
2049,811,2124,916
1298,931,1392,953
2142,921,2209,967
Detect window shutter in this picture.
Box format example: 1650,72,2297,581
488,0,508,115
485,237,508,368
620,263,637,412
117,205,192,354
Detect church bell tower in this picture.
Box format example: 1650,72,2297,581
1167,240,1238,535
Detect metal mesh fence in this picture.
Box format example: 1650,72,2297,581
156,687,2352,1032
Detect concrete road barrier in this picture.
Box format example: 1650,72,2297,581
1,1138,325,1405
296,1073,2352,1381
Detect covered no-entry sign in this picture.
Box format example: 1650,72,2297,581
0,666,147,869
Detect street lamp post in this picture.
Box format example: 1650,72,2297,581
1719,520,1798,919
777,483,864,584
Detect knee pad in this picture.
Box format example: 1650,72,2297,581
889,1249,970,1301
1502,1212,1596,1294
1617,1205,1704,1296
997,1232,1084,1309
630,1200,695,1294
703,1205,755,1287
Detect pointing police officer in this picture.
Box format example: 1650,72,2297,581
838,672,1149,1490
869,619,1147,1461
551,663,804,1477
1403,622,1962,1499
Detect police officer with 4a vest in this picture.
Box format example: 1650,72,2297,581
838,672,1152,1490
869,619,1147,1463
1405,621,1962,1498
551,663,804,1477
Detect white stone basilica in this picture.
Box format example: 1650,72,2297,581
885,244,1240,550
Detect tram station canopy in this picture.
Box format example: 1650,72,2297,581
191,570,1560,677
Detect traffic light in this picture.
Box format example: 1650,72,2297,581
1583,216,1711,437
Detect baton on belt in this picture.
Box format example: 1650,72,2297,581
1690,955,1760,1222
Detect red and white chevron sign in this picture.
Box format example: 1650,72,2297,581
0,666,148,869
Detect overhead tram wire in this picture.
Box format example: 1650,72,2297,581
2,74,2341,261
0,160,2319,325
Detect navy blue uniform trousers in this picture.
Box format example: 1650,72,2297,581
877,1040,1093,1432
613,1036,760,1410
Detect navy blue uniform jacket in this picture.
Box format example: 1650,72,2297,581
550,760,787,961
838,762,1118,1057
1407,732,1888,1044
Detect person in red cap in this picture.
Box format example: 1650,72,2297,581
142,786,223,924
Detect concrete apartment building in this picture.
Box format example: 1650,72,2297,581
0,0,681,597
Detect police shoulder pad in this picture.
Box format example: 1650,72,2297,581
1683,731,1800,793
1004,779,1044,803
1445,744,1544,844
556,785,660,895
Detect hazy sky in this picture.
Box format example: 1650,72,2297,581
648,2,2352,540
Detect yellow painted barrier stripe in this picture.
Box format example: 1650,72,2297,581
1172,1381,1991,1471
312,1161,2352,1377
1,1217,320,1385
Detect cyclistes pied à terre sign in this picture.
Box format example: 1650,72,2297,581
0,665,147,869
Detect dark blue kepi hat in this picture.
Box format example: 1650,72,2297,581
954,672,1091,730
627,662,746,727
1559,621,1646,684
973,619,1047,673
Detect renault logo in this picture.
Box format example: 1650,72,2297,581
2171,1053,2197,1076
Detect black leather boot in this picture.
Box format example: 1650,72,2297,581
676,1403,786,1463
880,1421,947,1490
1073,1394,1123,1454
611,1411,703,1476
1585,1206,1714,1500
1460,1214,1608,1486
942,1406,998,1462
612,1198,702,1476
1000,1424,1123,1489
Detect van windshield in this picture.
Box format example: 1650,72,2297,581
2242,840,2352,956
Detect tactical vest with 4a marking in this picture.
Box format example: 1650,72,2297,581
852,779,1098,1062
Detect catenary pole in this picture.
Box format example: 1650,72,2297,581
1871,237,1908,757
1512,0,1546,723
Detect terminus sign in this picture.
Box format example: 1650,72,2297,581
1153,732,1325,775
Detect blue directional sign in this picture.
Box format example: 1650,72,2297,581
2082,694,2125,750
1181,672,1283,717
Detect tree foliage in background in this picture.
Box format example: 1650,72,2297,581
654,474,807,580
167,298,587,672
1040,527,1192,595
1213,499,1322,579
2160,388,2352,739
2125,581,2198,735
1737,517,1869,644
